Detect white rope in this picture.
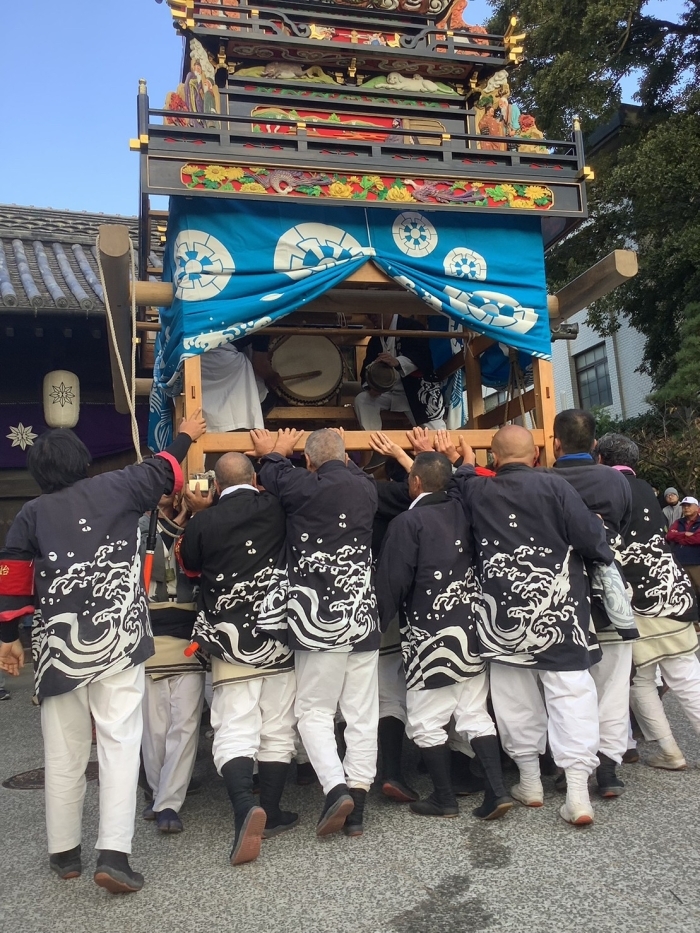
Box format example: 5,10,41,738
95,234,143,463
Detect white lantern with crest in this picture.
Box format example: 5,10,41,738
43,370,80,429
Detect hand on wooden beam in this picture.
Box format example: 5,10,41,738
407,427,433,454
369,432,414,473
274,428,305,459
458,435,477,467
179,407,207,441
247,428,278,458
433,430,460,465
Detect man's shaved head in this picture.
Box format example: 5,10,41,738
491,424,537,466
214,452,255,489
305,429,345,469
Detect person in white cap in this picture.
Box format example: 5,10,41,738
667,495,700,599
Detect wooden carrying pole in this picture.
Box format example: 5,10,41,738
99,224,134,415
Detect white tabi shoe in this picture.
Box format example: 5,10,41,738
559,768,594,826
510,780,544,807
647,752,687,771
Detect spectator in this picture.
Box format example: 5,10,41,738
666,496,700,598
0,671,10,701
662,488,682,529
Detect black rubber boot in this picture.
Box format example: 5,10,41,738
221,757,267,865
296,761,318,785
343,788,367,837
49,845,82,880
410,745,459,817
94,850,144,894
379,716,418,803
471,735,514,820
317,783,354,837
596,753,625,798
450,749,485,796
258,761,299,839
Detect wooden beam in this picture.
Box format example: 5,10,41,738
474,389,536,430
193,429,545,455
266,406,358,423
132,280,175,307
464,349,485,428
549,249,638,321
98,224,134,415
183,355,205,474
532,359,556,465
343,261,396,288
135,322,473,339
135,378,153,396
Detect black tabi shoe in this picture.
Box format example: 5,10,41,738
596,753,625,798
141,803,156,821
622,748,640,764
222,757,267,866
470,735,514,821
156,808,183,833
379,716,418,803
317,783,354,837
410,745,459,818
94,850,144,894
258,761,299,840
343,788,367,837
539,747,559,777
450,749,485,797
49,845,82,880
554,769,567,793
296,761,318,786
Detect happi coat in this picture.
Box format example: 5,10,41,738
451,463,614,671
177,488,293,682
0,441,190,700
376,491,485,690
614,468,698,668
257,453,380,652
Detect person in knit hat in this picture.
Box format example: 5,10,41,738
662,488,682,529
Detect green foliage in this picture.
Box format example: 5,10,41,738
652,302,700,404
487,0,700,388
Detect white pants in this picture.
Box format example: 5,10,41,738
41,663,145,854
630,653,700,741
378,652,407,723
142,673,205,813
210,671,297,774
406,672,495,748
295,650,379,794
490,664,600,774
589,642,633,764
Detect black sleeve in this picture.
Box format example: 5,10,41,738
375,516,419,631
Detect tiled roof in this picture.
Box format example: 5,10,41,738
0,205,163,314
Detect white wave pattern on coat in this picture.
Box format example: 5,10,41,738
617,534,696,618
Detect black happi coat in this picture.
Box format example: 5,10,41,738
257,453,380,652
376,492,485,690
361,315,445,426
615,469,697,622
451,464,614,671
2,446,189,700
178,489,293,672
138,513,198,640
551,458,633,639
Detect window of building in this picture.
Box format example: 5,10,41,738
574,343,613,409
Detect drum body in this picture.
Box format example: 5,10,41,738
271,335,344,405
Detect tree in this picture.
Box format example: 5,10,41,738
487,0,700,387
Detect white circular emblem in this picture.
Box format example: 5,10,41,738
392,212,438,257
173,230,235,302
274,223,367,281
444,287,539,335
444,247,487,281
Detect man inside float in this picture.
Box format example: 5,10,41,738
375,447,513,822
450,425,615,826
0,410,206,894
200,338,265,435
548,409,637,800
354,314,446,434
177,451,297,868
251,427,381,839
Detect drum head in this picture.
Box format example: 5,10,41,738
271,335,344,404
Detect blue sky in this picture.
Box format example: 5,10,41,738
0,0,688,216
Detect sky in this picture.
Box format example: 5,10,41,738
0,0,689,216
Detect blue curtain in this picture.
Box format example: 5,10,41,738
149,197,550,448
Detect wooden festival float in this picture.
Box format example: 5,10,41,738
98,0,638,471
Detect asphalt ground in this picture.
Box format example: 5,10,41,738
1,661,699,933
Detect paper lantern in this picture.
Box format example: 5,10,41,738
43,370,80,428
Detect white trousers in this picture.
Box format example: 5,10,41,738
405,672,495,748
589,642,633,764
295,650,379,794
210,671,297,774
378,652,407,723
142,673,205,813
490,664,600,774
630,653,700,741
41,663,145,854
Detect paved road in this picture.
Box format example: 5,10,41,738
2,663,699,933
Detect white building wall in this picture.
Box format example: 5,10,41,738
551,309,653,419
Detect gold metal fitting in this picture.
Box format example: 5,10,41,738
579,166,595,181
129,139,141,151
139,78,147,94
